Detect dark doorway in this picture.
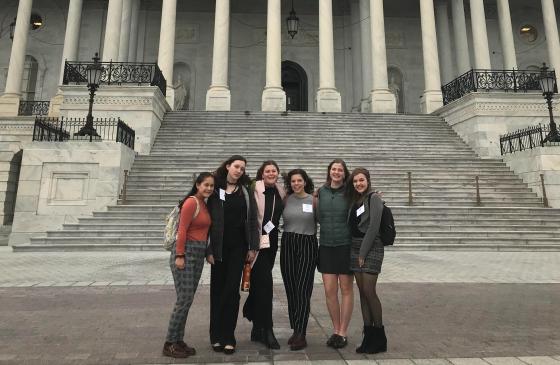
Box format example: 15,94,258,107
282,61,308,111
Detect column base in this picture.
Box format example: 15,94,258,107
0,94,21,117
316,88,341,112
370,89,396,113
48,91,64,117
261,87,286,112
420,90,444,114
206,86,231,111
360,98,370,113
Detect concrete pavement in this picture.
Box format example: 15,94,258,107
0,249,559,364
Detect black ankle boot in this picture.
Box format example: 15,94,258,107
356,325,371,353
251,325,263,342
263,328,280,349
366,326,387,354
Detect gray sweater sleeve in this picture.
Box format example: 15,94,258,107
359,194,384,259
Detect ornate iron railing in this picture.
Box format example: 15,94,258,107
33,117,135,150
18,101,50,116
63,61,167,96
499,124,553,155
442,69,556,105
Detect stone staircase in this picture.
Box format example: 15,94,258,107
14,111,560,251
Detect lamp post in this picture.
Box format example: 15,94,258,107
539,62,560,143
76,53,103,140
286,0,299,39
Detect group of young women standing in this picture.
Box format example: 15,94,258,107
162,155,387,358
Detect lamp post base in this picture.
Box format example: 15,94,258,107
544,129,560,143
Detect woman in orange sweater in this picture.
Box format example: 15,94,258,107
163,172,214,358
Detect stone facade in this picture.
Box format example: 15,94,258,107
0,0,557,114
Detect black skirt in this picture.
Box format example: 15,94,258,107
317,244,352,275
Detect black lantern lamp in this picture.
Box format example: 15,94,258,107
9,18,16,41
286,0,299,39
539,62,560,143
76,53,103,140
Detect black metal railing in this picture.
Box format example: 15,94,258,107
442,69,556,105
499,124,552,155
18,101,50,116
63,61,167,96
33,117,135,150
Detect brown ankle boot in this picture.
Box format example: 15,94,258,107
177,341,196,355
290,334,307,351
162,342,190,358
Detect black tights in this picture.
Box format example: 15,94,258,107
354,272,383,327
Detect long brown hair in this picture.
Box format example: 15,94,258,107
346,167,372,204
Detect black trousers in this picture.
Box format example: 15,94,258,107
242,235,278,329
209,239,247,346
280,232,318,336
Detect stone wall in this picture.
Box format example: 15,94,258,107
437,93,555,158
0,117,35,226
8,141,135,246
502,147,560,208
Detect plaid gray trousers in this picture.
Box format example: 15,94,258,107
165,241,206,343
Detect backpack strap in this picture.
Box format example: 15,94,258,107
191,196,200,219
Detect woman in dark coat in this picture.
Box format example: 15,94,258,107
206,155,259,355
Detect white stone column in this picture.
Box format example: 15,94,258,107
0,0,33,116
49,0,83,117
359,0,372,112
350,0,362,112
128,0,141,62
451,0,471,74
497,0,517,69
470,0,492,69
118,0,132,62
435,1,454,83
58,0,83,84
542,0,560,85
316,0,341,112
261,0,286,111
157,0,177,107
206,0,231,111
369,0,396,113
419,0,443,114
102,0,123,62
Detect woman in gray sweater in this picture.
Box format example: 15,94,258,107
347,167,387,354
280,169,317,351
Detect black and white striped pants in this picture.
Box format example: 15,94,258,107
280,231,318,336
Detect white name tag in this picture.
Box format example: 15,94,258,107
219,188,226,201
302,203,313,213
264,221,275,234
356,204,365,217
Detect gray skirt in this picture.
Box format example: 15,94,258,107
350,237,384,274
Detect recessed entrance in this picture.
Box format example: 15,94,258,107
281,61,308,111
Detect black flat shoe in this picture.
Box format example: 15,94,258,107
326,333,338,347
333,335,348,349
223,345,235,355
211,343,224,352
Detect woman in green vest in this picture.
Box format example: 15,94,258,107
317,158,353,349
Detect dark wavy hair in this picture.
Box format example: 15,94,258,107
346,167,372,204
255,160,280,181
213,155,251,189
179,172,214,207
325,158,350,186
284,168,315,195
